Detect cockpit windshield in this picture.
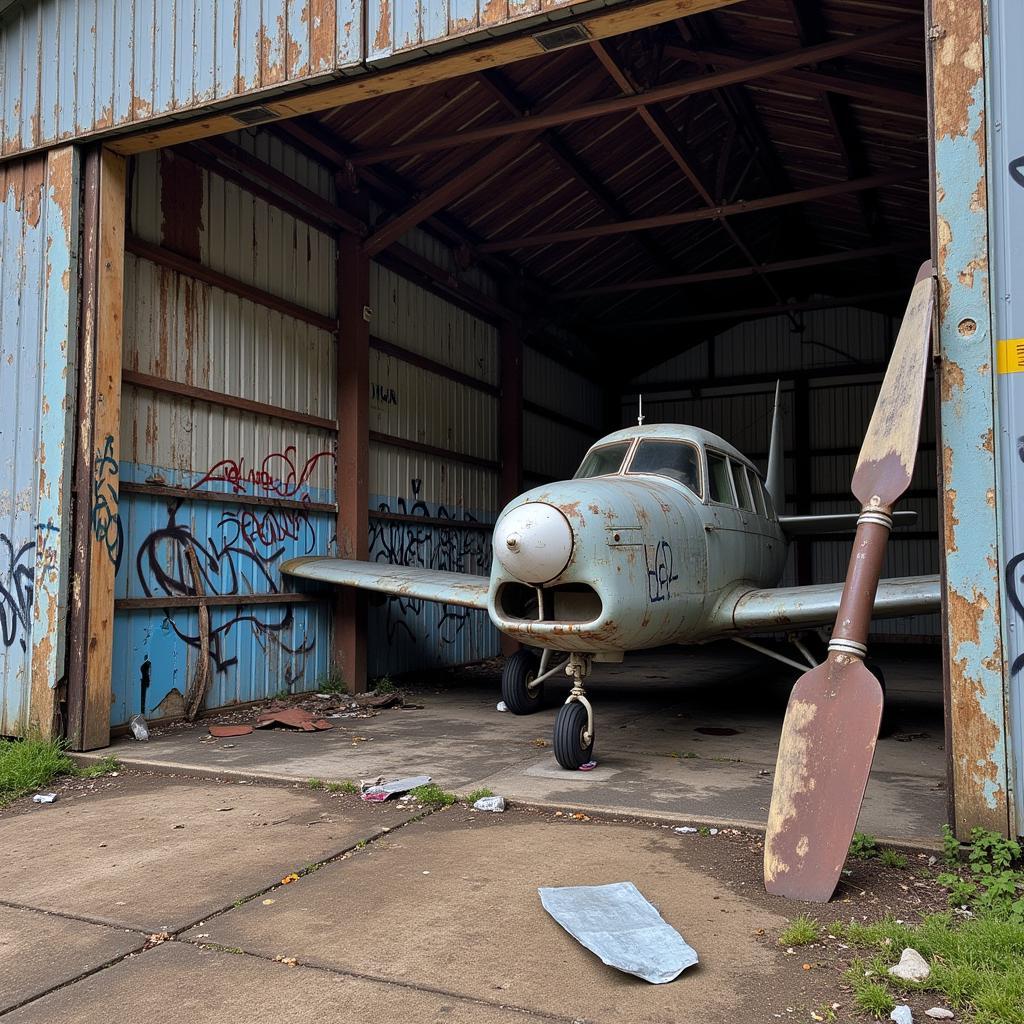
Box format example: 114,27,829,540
574,441,631,479
627,439,702,498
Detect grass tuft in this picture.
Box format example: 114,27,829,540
466,788,494,804
317,671,346,695
78,755,121,778
0,736,76,805
306,778,324,790
779,915,820,946
410,783,457,808
372,676,396,695
325,780,358,794
849,831,879,859
879,848,909,869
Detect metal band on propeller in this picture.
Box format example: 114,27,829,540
858,510,894,530
827,638,869,659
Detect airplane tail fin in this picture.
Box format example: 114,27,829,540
766,381,784,511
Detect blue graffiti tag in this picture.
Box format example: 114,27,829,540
92,434,123,572
645,540,678,603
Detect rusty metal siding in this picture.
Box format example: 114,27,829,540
114,137,339,725
367,244,501,674
0,147,79,736
0,0,601,160
931,0,1011,836
988,0,1023,832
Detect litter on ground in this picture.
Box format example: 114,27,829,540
209,724,254,738
254,708,333,732
32,793,57,804
473,796,506,812
360,775,432,801
538,881,698,984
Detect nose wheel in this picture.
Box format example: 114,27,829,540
553,654,595,770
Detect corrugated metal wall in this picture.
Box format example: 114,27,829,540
367,220,501,675
0,147,79,736
115,136,338,725
625,305,941,639
0,0,585,160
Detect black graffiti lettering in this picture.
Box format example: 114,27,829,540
92,434,123,572
1004,552,1024,676
645,539,678,603
369,478,492,645
1010,155,1024,189
0,524,59,652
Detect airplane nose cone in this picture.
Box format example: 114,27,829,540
494,503,573,584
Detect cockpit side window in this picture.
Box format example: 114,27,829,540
730,460,755,512
707,452,735,505
627,440,703,498
749,469,767,517
574,441,632,479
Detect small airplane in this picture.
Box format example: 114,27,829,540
283,282,940,779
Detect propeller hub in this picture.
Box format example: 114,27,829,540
494,503,574,584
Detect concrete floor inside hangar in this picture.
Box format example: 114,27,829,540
96,641,948,845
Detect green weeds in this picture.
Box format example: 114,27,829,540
778,916,820,946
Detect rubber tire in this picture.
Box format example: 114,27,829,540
501,649,544,715
553,700,594,770
866,660,894,738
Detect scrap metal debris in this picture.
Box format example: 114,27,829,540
538,881,698,984
209,724,254,738
254,708,333,732
360,775,431,802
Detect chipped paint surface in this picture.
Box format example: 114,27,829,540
988,0,1024,835
0,148,78,737
0,0,615,159
933,0,1012,835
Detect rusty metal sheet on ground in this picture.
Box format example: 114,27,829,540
764,660,883,902
254,708,333,732
539,882,698,984
209,724,254,737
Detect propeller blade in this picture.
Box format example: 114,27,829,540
764,261,935,903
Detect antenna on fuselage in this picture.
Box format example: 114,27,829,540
637,394,645,426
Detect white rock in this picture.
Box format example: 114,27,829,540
888,947,931,982
925,1010,954,1020
890,1007,913,1024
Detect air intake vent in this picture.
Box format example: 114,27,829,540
231,105,279,126
533,23,591,51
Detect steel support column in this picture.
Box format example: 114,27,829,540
929,0,1012,836
334,231,370,694
500,318,523,659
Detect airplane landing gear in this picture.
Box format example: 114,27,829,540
501,649,568,715
553,654,595,769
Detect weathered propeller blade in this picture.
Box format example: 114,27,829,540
764,261,935,902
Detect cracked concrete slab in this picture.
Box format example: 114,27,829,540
0,778,416,933
1,941,541,1024
184,808,792,1023
0,905,140,1011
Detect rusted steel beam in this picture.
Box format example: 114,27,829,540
523,400,599,439
351,22,918,166
663,44,926,112
588,289,907,328
370,337,499,397
560,243,922,297
125,236,336,332
930,0,1011,837
371,510,494,532
369,431,500,472
115,594,320,611
480,169,921,252
195,137,365,236
122,369,337,433
119,481,335,514
336,230,370,694
361,69,609,257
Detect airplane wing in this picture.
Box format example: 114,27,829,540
280,556,491,610
728,574,940,632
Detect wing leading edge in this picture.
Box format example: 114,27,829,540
281,557,491,610
729,574,940,633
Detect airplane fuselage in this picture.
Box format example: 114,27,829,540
487,424,787,653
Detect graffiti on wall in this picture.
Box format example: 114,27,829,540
133,447,336,675
1,523,59,653
92,434,123,572
369,478,492,646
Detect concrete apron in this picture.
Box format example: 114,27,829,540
79,646,948,847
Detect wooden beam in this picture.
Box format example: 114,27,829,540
480,169,922,252
361,69,607,257
664,43,925,112
79,149,126,751
350,22,918,166
335,231,370,694
125,236,336,332
559,243,922,297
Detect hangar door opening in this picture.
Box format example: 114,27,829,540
105,0,936,758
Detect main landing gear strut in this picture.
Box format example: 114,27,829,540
553,654,594,770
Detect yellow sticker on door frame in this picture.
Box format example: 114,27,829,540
997,339,1024,374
